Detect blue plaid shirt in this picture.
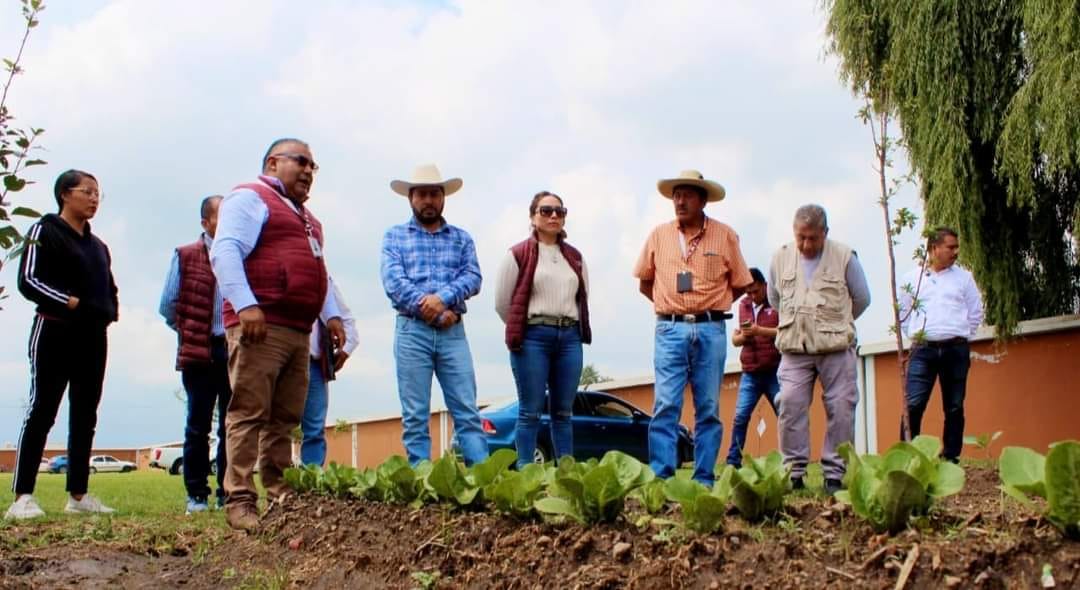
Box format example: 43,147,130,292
380,217,482,316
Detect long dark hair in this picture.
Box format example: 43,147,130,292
529,190,567,240
53,169,98,213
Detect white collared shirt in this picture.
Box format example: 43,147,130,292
899,264,984,341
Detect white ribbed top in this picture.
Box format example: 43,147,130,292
494,242,590,323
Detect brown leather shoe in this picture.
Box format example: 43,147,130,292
225,503,260,532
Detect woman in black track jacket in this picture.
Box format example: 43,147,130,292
5,169,119,520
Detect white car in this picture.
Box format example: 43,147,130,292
149,440,218,475
89,455,137,473
37,458,50,473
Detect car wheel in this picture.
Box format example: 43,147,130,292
209,461,217,476
58,466,68,474
533,445,551,465
122,466,132,473
170,459,183,476
89,466,97,474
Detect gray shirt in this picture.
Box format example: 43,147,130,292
768,251,871,319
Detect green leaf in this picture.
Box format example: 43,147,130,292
1044,441,1080,539
878,471,926,534
469,448,517,487
24,158,46,167
630,479,667,515
9,206,40,219
3,175,27,192
664,477,709,505
929,461,965,498
999,446,1047,499
683,493,726,534
535,497,585,525
910,435,942,459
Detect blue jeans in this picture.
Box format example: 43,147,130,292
300,359,329,466
394,316,489,466
181,337,231,502
905,341,970,460
724,368,779,467
650,319,726,485
509,325,583,469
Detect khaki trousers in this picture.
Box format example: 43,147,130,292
776,347,858,480
224,324,310,507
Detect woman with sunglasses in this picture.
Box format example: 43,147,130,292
495,191,591,469
7,169,118,519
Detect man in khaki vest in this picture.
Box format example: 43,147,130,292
768,204,870,495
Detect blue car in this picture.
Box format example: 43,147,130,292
473,390,694,465
48,455,68,474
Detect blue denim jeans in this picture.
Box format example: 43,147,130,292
394,316,489,466
300,359,328,466
181,337,231,502
905,341,971,460
650,319,726,485
724,368,779,467
509,325,583,469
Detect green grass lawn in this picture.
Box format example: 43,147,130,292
0,470,230,555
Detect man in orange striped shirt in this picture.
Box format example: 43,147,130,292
633,170,753,485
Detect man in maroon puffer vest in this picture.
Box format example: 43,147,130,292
724,267,781,467
211,138,346,531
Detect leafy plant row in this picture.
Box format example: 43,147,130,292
284,448,794,534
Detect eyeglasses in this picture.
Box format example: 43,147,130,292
271,153,319,172
68,187,103,201
537,205,568,218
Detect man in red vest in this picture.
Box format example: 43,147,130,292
159,195,232,514
724,267,781,467
210,138,346,531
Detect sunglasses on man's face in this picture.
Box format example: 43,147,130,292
272,153,319,172
537,205,568,218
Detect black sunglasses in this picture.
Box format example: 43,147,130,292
272,153,319,172
537,205,568,218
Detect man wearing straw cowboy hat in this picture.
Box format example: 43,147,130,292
634,170,753,485
380,164,489,466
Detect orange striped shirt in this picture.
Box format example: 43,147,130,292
633,217,753,314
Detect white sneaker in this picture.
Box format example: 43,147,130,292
4,495,46,520
64,494,115,514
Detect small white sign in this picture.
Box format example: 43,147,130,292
756,417,767,437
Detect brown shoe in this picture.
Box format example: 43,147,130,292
225,503,260,532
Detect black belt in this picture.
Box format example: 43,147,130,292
528,316,578,328
656,310,732,323
924,337,968,347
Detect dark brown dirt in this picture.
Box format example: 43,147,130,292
2,467,1078,589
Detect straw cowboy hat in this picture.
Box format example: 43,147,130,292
390,164,463,197
657,169,726,202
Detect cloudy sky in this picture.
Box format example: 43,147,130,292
0,0,923,448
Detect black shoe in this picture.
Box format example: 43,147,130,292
824,478,844,496
791,477,805,490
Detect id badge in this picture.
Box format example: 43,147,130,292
677,271,693,293
308,236,323,259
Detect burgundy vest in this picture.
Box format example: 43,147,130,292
504,236,592,351
175,237,215,370
221,181,328,333
738,296,780,372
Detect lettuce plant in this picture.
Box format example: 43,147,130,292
629,479,668,515
730,451,790,522
662,472,731,534
835,435,965,534
489,463,547,519
999,441,1080,539
534,451,654,524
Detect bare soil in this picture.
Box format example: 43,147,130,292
2,466,1078,589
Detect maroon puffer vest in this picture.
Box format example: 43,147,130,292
175,237,215,370
504,236,591,351
222,181,327,333
738,296,780,372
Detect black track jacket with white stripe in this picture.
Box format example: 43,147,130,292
18,213,118,327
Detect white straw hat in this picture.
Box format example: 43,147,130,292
657,169,726,202
390,164,463,197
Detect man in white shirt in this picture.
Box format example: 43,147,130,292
898,227,985,462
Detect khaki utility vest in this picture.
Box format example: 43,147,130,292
773,239,856,354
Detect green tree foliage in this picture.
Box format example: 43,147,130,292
822,0,1080,333
579,363,612,388
1,1,47,309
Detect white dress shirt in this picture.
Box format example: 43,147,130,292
899,264,984,341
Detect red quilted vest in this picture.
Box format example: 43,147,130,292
221,181,327,333
504,236,591,351
738,296,780,372
175,237,215,369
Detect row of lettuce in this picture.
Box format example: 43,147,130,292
283,436,1079,539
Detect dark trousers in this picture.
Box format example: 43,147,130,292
13,315,107,496
905,341,971,460
181,336,231,501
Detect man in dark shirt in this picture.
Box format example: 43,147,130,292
6,169,118,520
